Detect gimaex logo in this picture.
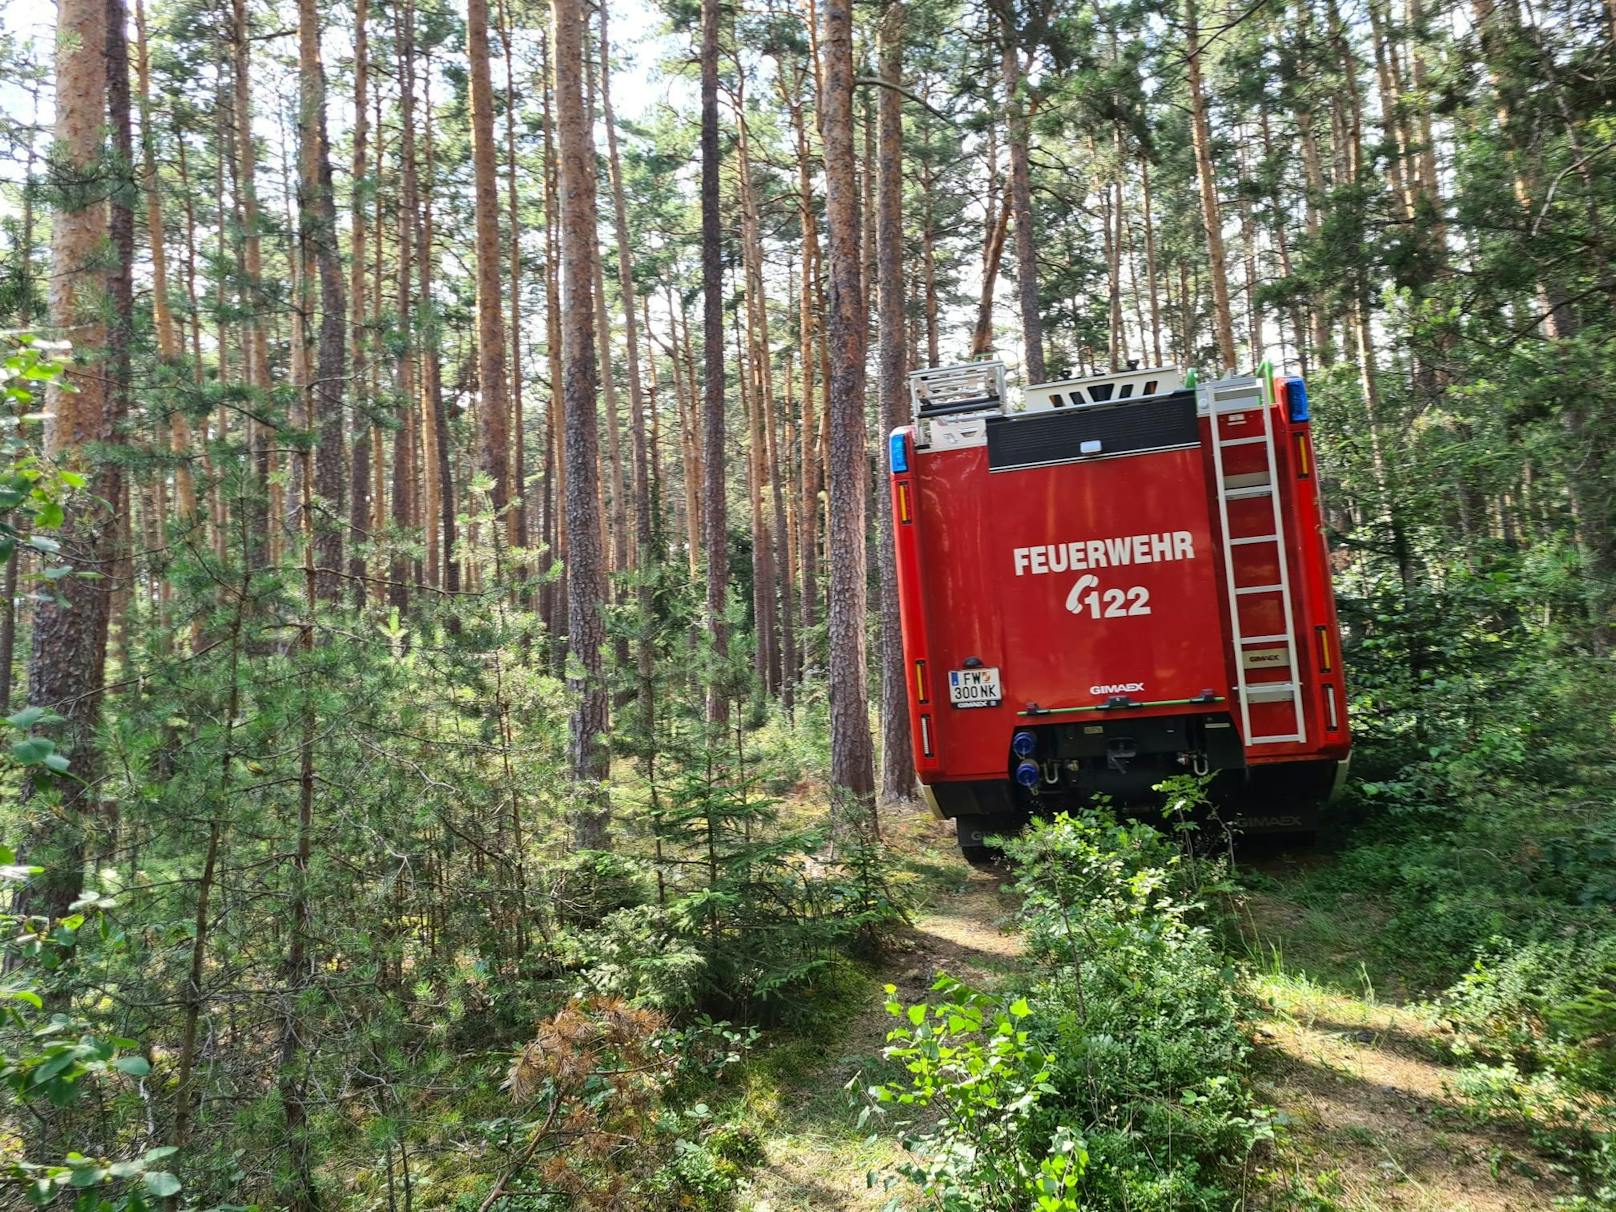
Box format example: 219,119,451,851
1090,682,1145,695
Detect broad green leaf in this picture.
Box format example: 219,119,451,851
143,1172,181,1197
10,737,53,764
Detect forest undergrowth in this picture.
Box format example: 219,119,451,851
5,0,1616,1199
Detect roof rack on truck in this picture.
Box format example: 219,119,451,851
908,362,1007,452
1022,366,1183,411
908,361,1007,417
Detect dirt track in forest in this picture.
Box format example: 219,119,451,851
1238,871,1576,1212
739,811,1025,1211
739,818,1570,1211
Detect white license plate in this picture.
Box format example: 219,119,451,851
948,667,1002,708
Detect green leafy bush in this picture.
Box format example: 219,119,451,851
864,976,1086,1211
1004,813,1274,1209
864,812,1273,1211
2,848,181,1209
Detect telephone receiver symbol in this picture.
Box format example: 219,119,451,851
1064,573,1100,615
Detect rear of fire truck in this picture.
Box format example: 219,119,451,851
889,360,1351,861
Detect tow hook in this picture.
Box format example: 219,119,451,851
1178,750,1210,776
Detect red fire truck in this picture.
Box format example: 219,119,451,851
888,361,1350,860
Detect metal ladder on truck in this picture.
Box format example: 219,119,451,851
1200,369,1307,745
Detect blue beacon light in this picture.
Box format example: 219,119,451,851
1285,377,1310,423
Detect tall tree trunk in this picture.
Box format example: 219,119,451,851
390,0,418,612
1140,153,1164,365
599,5,657,737
230,0,272,570
347,0,371,604
1184,0,1238,370
875,2,915,804
785,65,820,670
589,180,630,579
500,0,530,563
134,0,196,525
296,0,346,600
733,93,781,696
970,180,1012,359
470,0,512,535
554,0,611,844
920,146,940,366
419,59,458,594
1295,86,1333,361
821,0,877,819
700,0,730,726
1367,0,1414,218
541,25,567,652
666,290,703,579
1235,134,1261,359
1105,132,1124,369
1001,34,1045,383
17,0,113,923
105,0,135,703
277,393,321,1212
735,280,775,693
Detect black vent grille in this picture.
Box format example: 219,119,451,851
986,390,1198,471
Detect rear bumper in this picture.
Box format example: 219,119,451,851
922,753,1349,824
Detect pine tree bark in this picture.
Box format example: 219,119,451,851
1001,33,1045,383
391,0,419,612
17,0,113,923
134,0,196,524
784,64,821,667
230,0,273,569
665,290,703,579
1140,152,1164,365
971,178,1012,359
296,0,347,600
470,0,512,532
599,5,657,735
920,143,940,365
347,0,371,604
734,89,782,696
875,2,915,804
554,0,611,843
418,61,458,594
500,0,529,562
1184,0,1239,370
700,0,730,726
821,0,877,816
540,25,567,651
106,0,135,701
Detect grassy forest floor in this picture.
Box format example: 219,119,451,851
725,807,1580,1212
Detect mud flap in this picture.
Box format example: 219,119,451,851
955,814,1018,863
1225,759,1341,834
